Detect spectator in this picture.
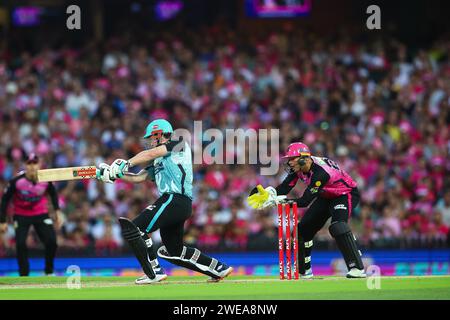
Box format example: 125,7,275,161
435,190,450,227
197,224,221,251
91,214,123,256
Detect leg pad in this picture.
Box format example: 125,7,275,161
158,246,221,278
329,221,364,270
119,217,155,279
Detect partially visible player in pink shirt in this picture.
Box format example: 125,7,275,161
0,153,64,276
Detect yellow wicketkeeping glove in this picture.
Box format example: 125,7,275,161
247,185,270,209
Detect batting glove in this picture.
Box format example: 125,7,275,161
96,163,115,184
110,159,130,179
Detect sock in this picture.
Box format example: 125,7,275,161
304,240,313,271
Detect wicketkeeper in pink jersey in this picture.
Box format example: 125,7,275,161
247,142,366,278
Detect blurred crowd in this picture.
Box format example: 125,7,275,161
0,25,449,257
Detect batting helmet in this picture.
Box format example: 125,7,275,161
143,119,173,139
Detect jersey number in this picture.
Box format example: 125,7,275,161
324,158,340,171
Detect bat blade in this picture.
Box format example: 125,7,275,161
37,166,98,182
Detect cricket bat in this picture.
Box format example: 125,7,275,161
37,166,99,182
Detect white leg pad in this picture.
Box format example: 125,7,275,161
157,246,221,276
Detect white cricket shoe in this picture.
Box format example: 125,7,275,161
346,268,367,278
301,268,314,279
207,264,233,283
135,272,167,285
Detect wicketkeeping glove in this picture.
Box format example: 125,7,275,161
261,186,287,209
247,185,286,210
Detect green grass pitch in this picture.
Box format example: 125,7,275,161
0,275,449,300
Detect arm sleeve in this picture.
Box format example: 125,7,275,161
0,179,16,223
46,182,60,210
275,172,300,196
295,166,330,207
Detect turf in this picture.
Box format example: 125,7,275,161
0,275,449,300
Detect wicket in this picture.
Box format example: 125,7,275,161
277,202,299,280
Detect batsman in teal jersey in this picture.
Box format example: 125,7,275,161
96,119,233,284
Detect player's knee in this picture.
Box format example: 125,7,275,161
16,240,27,250
45,239,57,250
297,223,314,241
331,210,348,224
164,243,184,257
132,217,145,232
297,222,307,235
329,221,351,238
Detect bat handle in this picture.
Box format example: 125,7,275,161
96,167,115,182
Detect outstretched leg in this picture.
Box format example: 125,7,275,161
159,222,233,281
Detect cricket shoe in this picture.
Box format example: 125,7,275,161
346,268,367,278
135,268,168,284
301,268,314,279
207,264,233,283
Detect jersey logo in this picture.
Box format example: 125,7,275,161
334,204,347,210
310,187,319,194
315,181,322,187
154,162,164,175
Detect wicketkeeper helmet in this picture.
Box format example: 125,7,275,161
281,142,311,159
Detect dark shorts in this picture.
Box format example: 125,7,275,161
13,213,58,275
133,193,192,234
298,188,360,241
13,213,57,242
327,187,361,221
